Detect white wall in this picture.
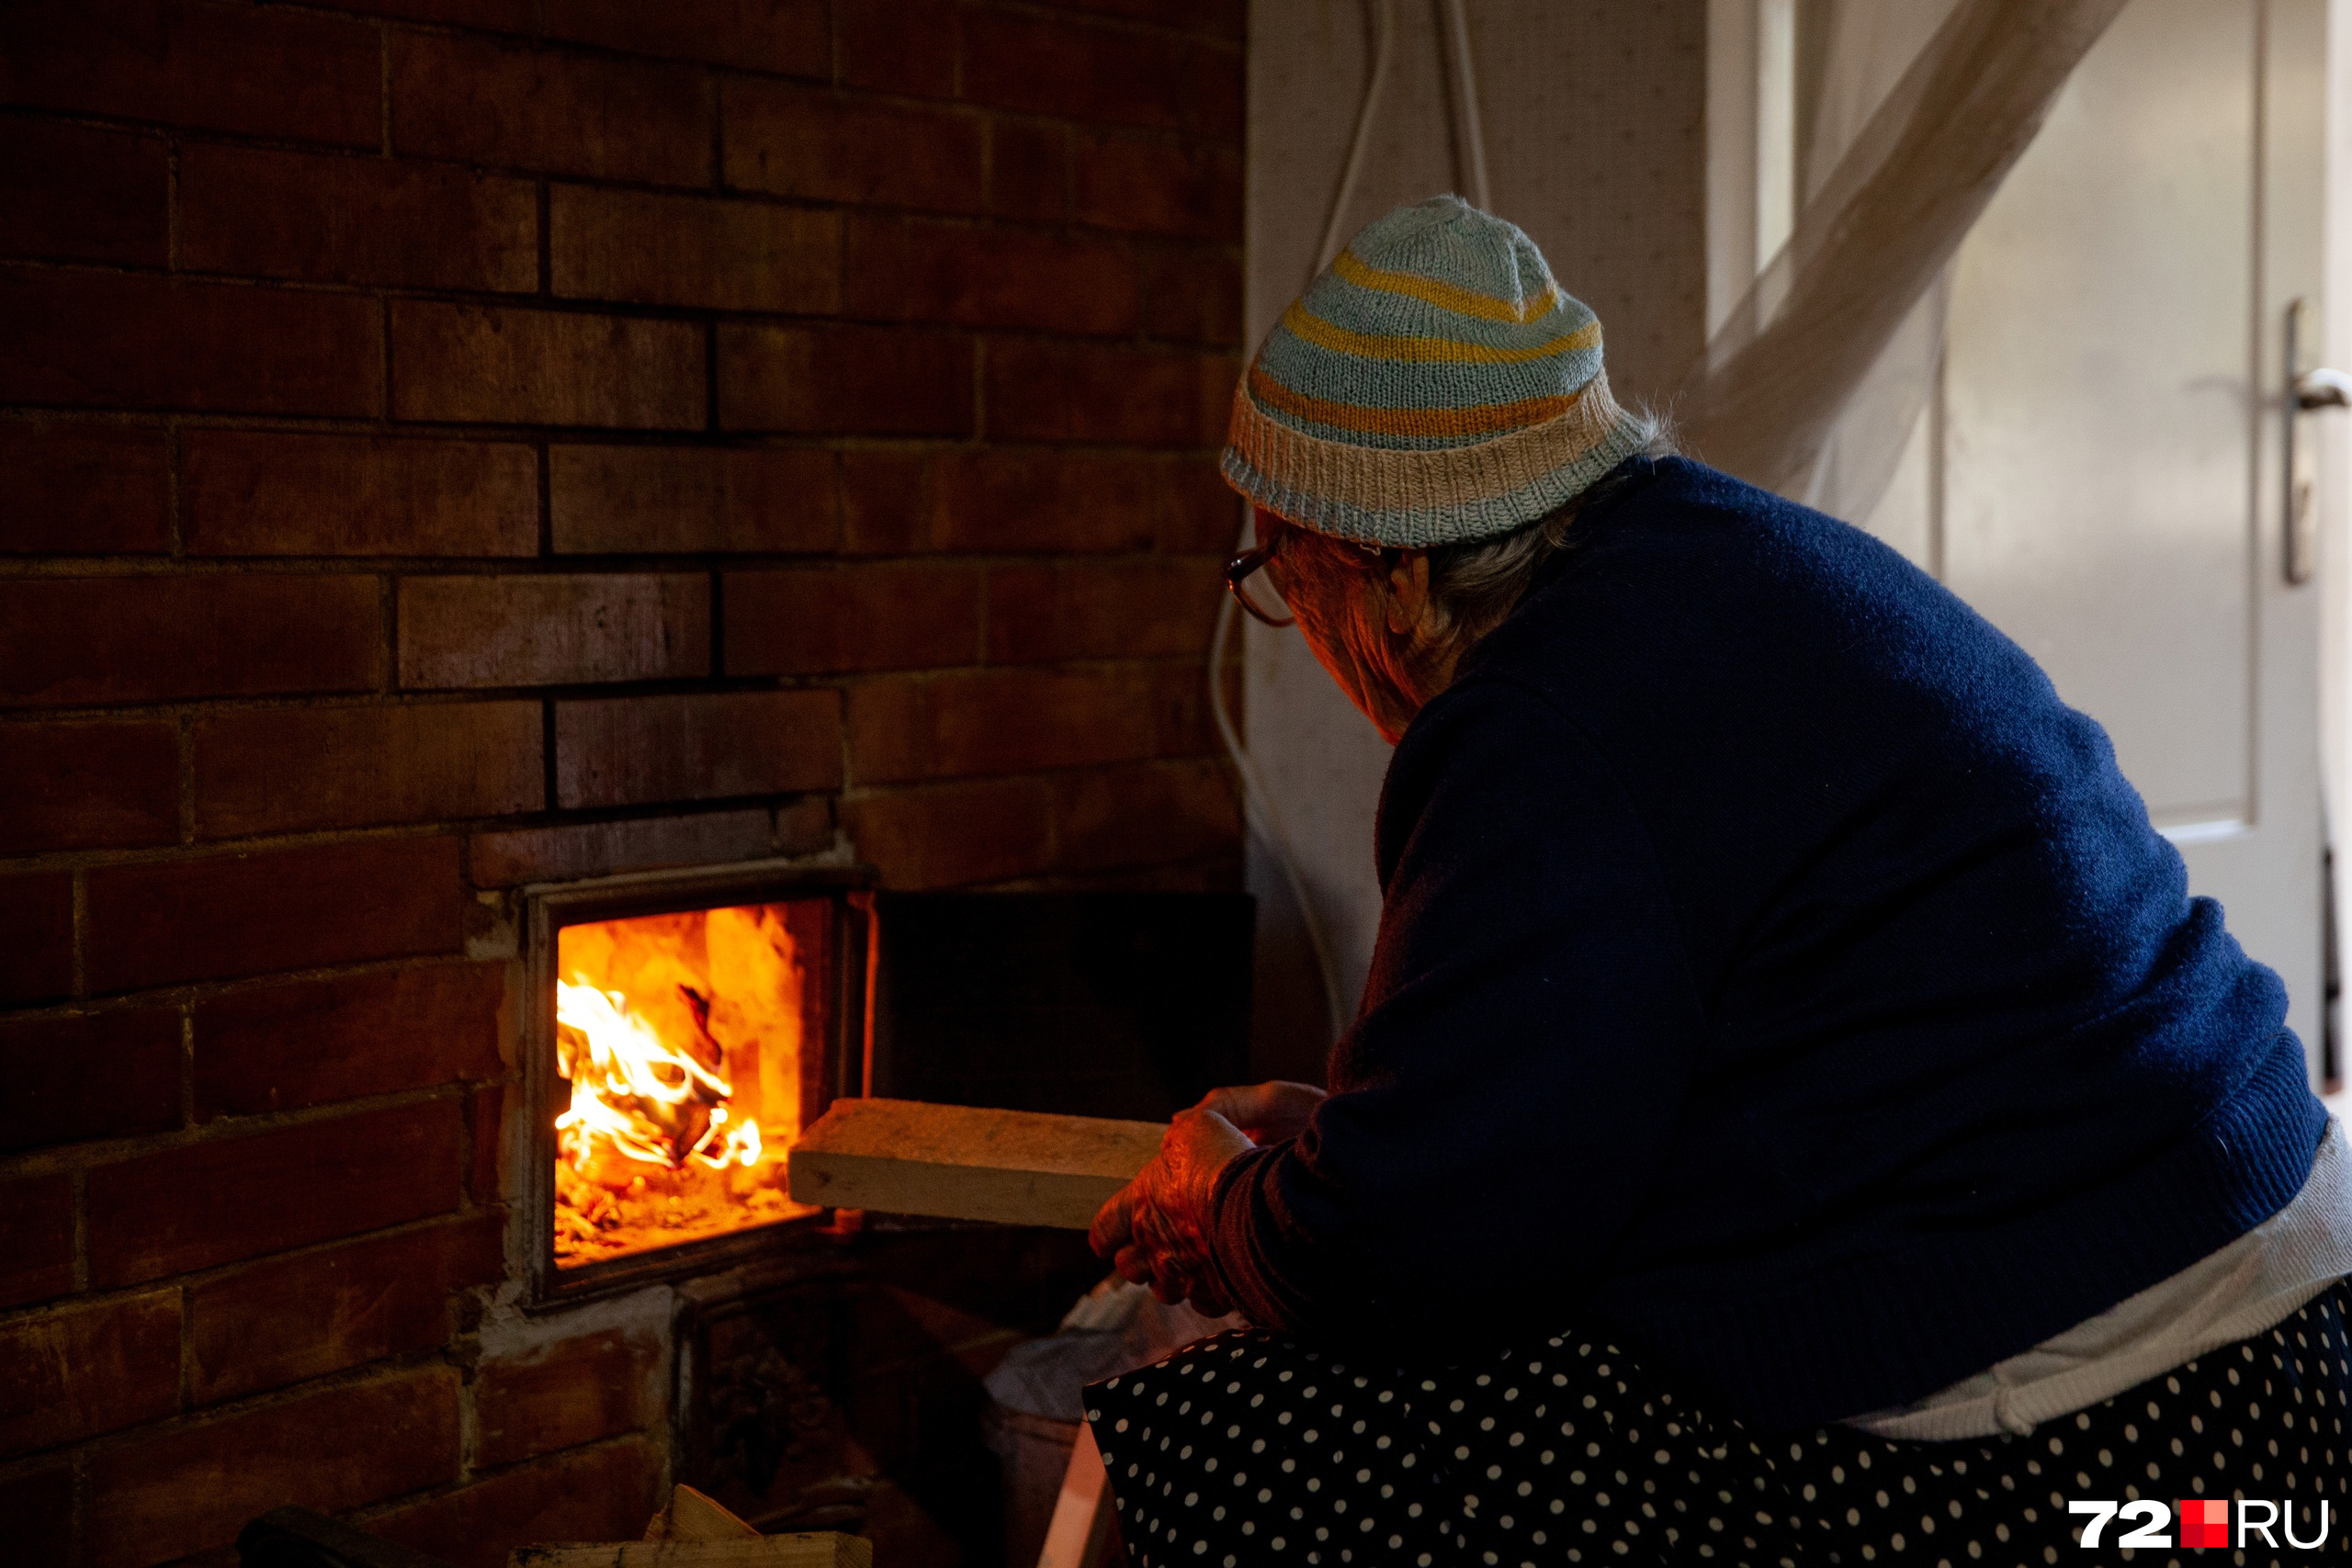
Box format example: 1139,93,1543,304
1241,1,1710,1071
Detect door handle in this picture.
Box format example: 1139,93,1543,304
2284,299,2346,584
2297,367,2352,410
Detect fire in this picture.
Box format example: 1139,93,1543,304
555,978,763,1171
553,903,815,1267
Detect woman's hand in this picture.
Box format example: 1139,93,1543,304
1090,1100,1254,1313
1089,1082,1329,1314
1198,1079,1328,1145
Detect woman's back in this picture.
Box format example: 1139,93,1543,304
1222,456,2321,1429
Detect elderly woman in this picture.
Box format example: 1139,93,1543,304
1084,197,2352,1567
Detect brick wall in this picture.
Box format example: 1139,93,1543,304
0,2,1243,1562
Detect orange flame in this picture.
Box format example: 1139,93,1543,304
554,978,763,1171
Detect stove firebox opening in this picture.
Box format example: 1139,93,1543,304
553,901,822,1269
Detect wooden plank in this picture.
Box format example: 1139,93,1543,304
511,1537,869,1568
786,1098,1163,1230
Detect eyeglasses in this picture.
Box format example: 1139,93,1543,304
1225,537,1295,628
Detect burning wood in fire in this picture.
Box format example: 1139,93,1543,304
553,904,818,1267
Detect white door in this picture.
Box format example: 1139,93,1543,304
1876,0,2329,1065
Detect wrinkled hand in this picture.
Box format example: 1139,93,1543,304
1198,1079,1327,1145
1089,1082,1328,1314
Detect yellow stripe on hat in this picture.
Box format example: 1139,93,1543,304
1248,365,1583,439
1331,248,1566,324
1281,301,1600,365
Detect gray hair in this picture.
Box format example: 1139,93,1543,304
1419,422,1678,643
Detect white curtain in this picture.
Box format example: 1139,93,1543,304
1681,0,2131,508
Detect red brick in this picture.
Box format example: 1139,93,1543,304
467,1082,504,1204
0,1009,181,1155
551,186,840,312
1075,133,1242,238
964,12,1242,138
87,1100,465,1289
0,267,381,415
0,1289,180,1459
552,691,842,808
398,574,709,689
86,1366,460,1568
985,339,1232,446
726,565,981,675
390,32,711,186
841,777,1055,888
555,690,842,808
183,432,539,558
842,217,1137,335
1061,0,1243,32
1052,756,1238,874
0,574,382,709
1140,243,1244,344
187,1213,503,1404
0,118,166,266
0,1,380,148
0,1173,76,1309
549,446,838,555
840,450,933,555
181,145,537,293
390,302,705,430
0,873,74,1007
724,82,984,214
989,119,1071,223
932,449,1236,552
0,423,169,555
548,0,828,73
336,0,537,26
195,703,540,837
985,556,1222,662
475,1326,661,1468
849,664,1209,784
194,963,504,1120
367,1435,662,1568
718,322,972,436
0,721,178,853
469,806,793,886
838,0,959,96
85,837,462,995
0,1463,72,1565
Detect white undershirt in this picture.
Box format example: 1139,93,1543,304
1845,1116,2352,1441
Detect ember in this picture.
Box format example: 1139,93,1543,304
553,903,819,1267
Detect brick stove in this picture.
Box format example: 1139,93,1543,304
0,1,1247,1563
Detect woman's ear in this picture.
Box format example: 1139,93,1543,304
1384,550,1432,636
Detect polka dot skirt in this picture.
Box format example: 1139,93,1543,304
1080,1280,2352,1567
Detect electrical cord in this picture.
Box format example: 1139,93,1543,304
1207,0,1490,1045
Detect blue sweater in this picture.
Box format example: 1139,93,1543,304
1208,457,2324,1432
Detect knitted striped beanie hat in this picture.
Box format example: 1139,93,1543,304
1222,196,1651,547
